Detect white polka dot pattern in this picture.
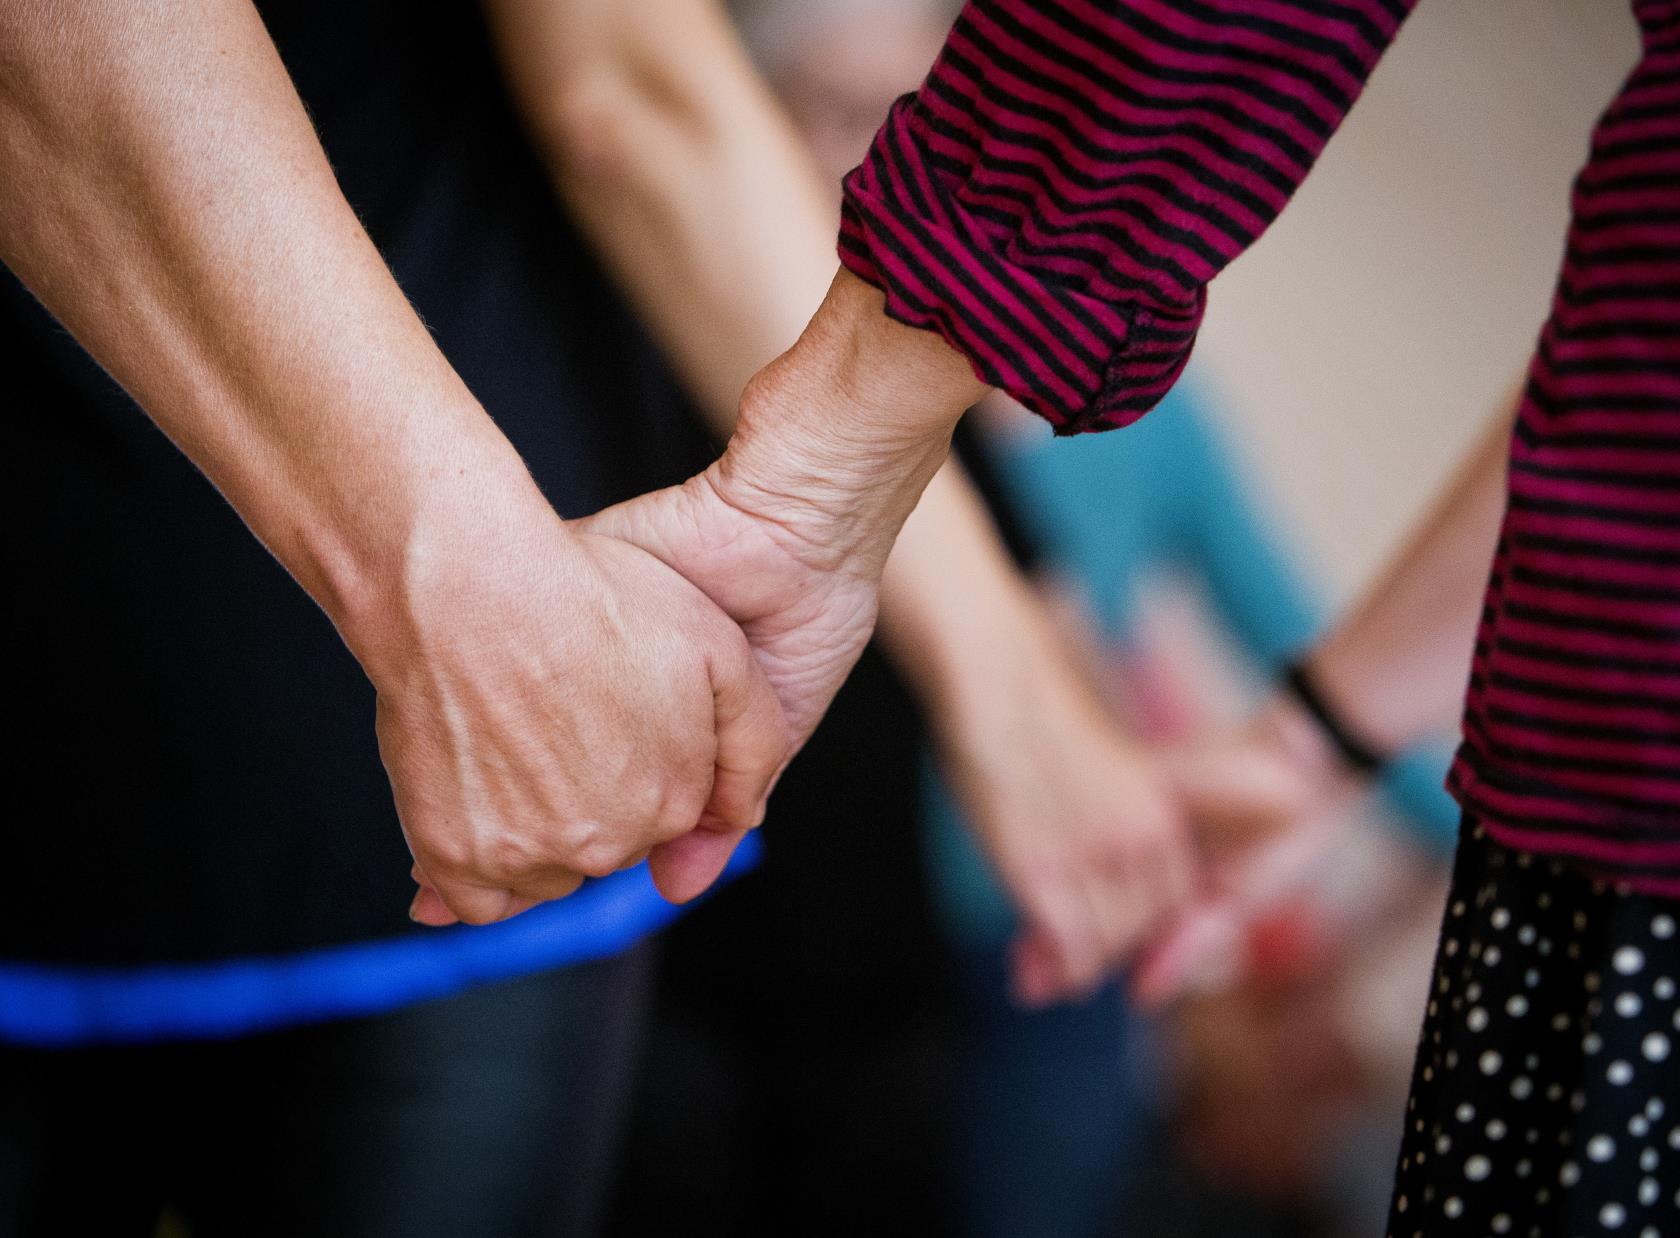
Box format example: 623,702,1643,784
1386,825,1679,1237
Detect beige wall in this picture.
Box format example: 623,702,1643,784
1191,0,1639,604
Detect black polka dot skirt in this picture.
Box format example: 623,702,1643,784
1387,818,1678,1237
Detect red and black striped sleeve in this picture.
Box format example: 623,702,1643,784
838,0,1415,434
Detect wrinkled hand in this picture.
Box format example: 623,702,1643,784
582,432,1195,1003
358,492,789,924
573,463,883,901
572,273,986,897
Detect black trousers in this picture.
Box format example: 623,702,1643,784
0,949,648,1238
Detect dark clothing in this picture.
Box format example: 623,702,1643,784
1389,820,1678,1236
4,0,707,967
0,950,650,1238
2,2,973,1228
608,652,961,1238
840,0,1680,892
603,426,1038,1238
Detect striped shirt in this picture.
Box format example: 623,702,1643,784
837,0,1680,894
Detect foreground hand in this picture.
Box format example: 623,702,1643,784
573,463,882,901
574,271,989,896
356,491,789,924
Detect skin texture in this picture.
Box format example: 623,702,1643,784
578,270,989,912
0,0,788,922
477,0,1192,997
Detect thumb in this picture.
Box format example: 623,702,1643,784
571,490,676,561
703,617,791,835
649,618,789,906
648,823,745,905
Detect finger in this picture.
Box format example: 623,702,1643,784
1071,873,1133,992
416,872,577,926
1128,822,1195,942
508,870,587,903
1165,745,1310,852
703,623,790,832
499,894,541,919
1009,928,1064,1008
647,819,746,904
1128,897,1243,1009
1083,857,1150,973
409,882,458,927
1012,886,1101,1007
425,877,518,927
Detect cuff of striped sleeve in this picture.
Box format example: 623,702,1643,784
837,95,1205,437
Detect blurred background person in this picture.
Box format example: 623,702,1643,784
921,382,1466,1238
709,0,1673,1232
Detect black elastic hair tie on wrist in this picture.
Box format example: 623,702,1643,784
1282,661,1387,776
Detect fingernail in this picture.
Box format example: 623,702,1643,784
408,890,424,922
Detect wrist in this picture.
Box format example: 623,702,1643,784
709,269,989,576
1259,647,1400,796
316,438,562,684
1256,690,1349,794
1298,635,1416,756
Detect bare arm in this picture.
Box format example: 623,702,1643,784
1173,397,1514,855
0,0,786,918
1128,398,1513,1001
1306,404,1513,755
486,0,1011,654
488,0,989,631
0,1,496,611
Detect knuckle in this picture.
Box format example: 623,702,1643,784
654,784,706,841
418,832,475,880
480,828,546,882
565,824,627,880
632,775,677,828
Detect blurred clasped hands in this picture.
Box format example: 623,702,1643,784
395,269,1350,1009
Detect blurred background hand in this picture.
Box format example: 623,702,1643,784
1131,697,1353,1004
918,568,1195,1007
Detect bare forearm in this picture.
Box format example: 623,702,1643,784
877,463,1053,718
0,1,536,647
489,0,835,427
1307,398,1516,753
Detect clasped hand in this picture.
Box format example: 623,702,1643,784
362,483,791,927
391,273,1310,1010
